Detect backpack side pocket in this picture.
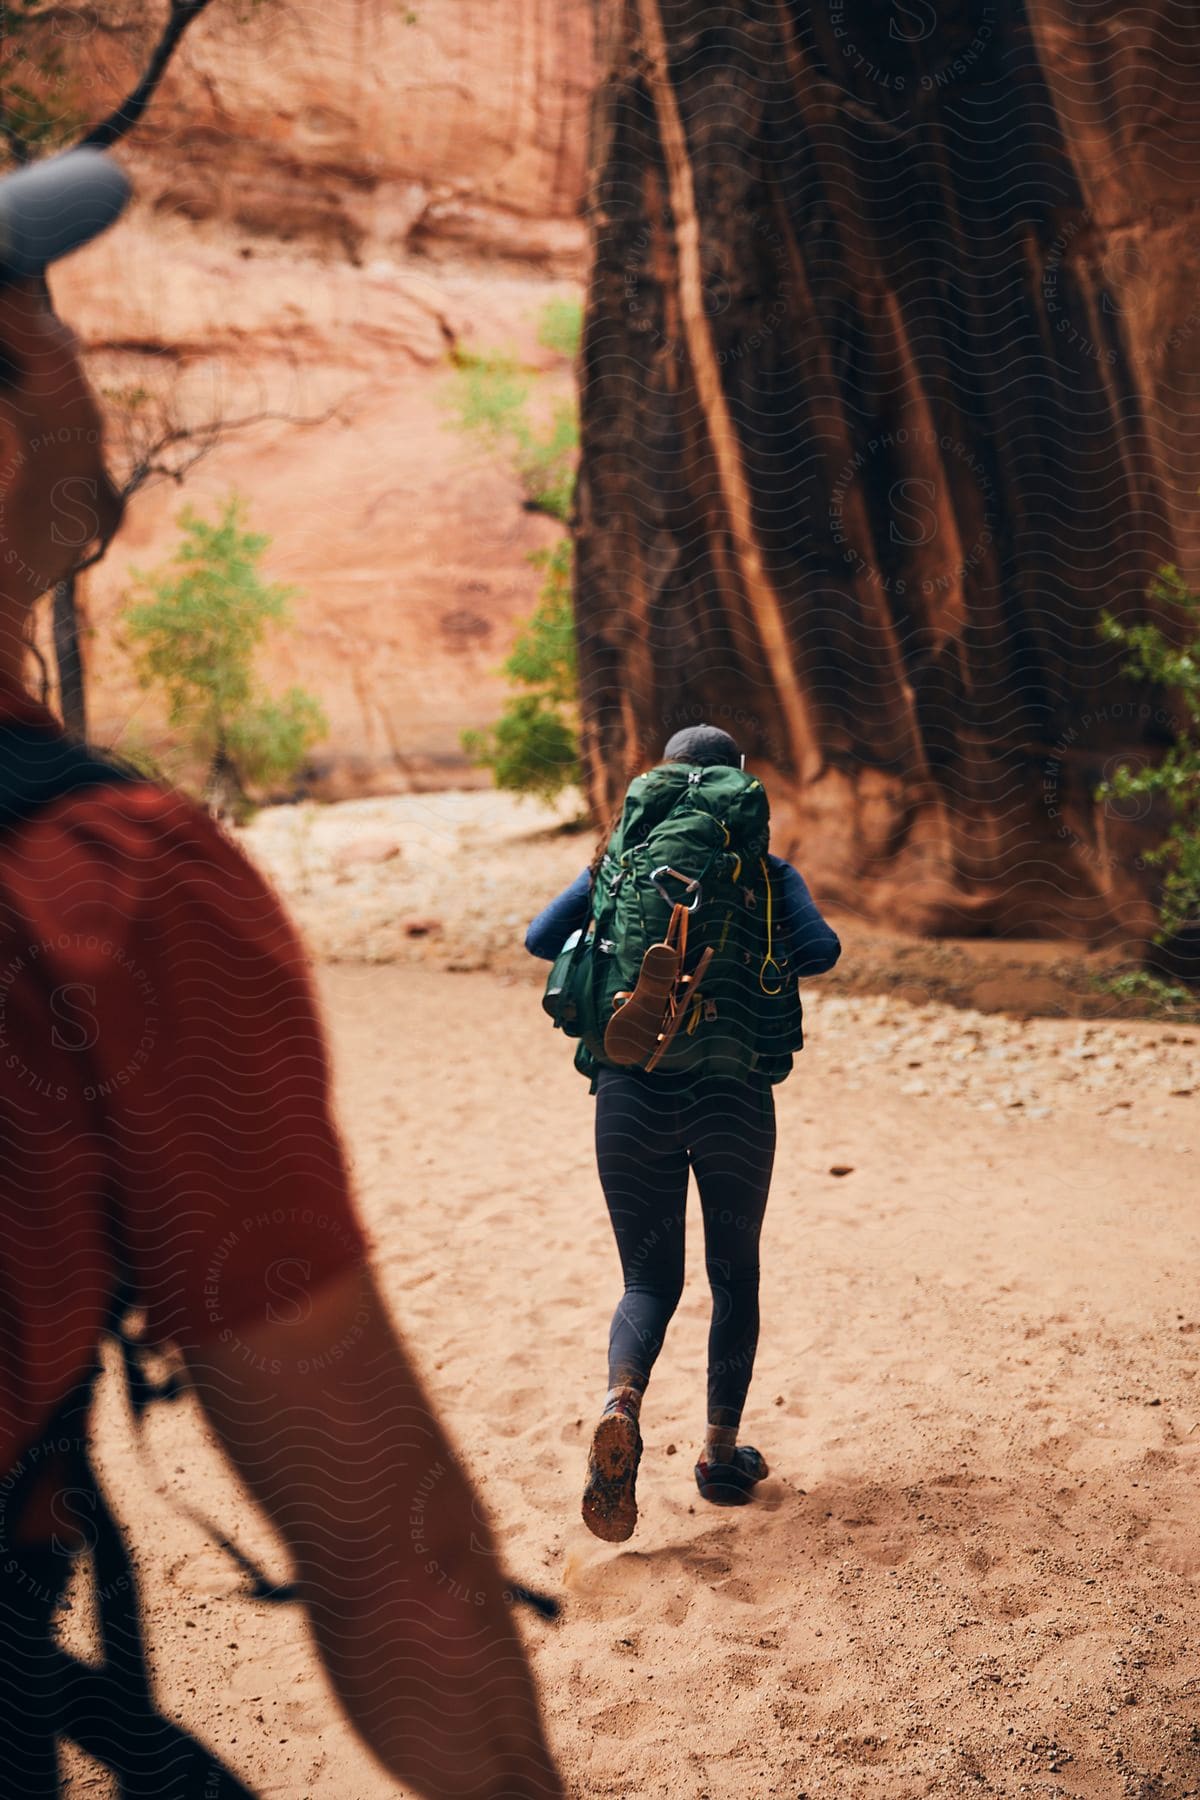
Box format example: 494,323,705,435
542,924,589,1035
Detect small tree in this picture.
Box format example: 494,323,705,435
1097,564,1200,950
42,370,338,737
446,299,582,802
122,495,326,817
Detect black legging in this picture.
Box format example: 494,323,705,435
594,1067,777,1431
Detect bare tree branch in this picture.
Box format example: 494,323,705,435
49,375,344,729
71,395,346,576
75,0,217,151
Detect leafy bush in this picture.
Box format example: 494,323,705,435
447,347,577,525
461,695,579,804
513,401,578,525
224,688,328,791
0,4,88,158
449,350,530,445
121,496,326,816
447,302,582,800
461,539,581,801
1093,968,1197,1011
1097,565,1200,948
537,297,583,360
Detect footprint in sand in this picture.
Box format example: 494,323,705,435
587,1699,659,1734
491,1385,553,1436
723,1652,769,1689
560,1545,650,1612
708,1575,758,1602
663,1590,691,1626
832,1732,892,1766
852,1531,913,1569
979,1584,1038,1621
1142,1534,1200,1576
561,1528,740,1617
686,1553,733,1578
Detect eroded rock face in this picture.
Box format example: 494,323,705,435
576,0,1198,947
124,0,593,274
50,0,592,793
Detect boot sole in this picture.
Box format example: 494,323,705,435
582,1412,641,1542
603,943,680,1066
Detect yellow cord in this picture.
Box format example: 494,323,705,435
758,857,783,995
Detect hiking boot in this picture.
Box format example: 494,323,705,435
694,1444,769,1506
603,941,680,1066
581,1410,642,1542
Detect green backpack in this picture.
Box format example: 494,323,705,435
543,762,805,1084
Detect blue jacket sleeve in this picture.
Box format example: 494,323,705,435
524,867,592,960
766,854,841,977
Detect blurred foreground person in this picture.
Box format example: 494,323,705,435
0,151,563,1800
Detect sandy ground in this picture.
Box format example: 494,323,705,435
59,796,1200,1800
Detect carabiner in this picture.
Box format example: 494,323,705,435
649,864,702,910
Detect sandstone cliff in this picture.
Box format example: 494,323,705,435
51,0,593,793
576,0,1200,951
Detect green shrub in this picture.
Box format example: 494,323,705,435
224,688,329,791
121,496,326,816
537,297,583,360
513,401,577,525
446,348,577,525
448,350,530,446
447,302,582,801
462,696,580,804
460,539,581,801
1097,565,1200,947
1093,968,1197,1011
0,5,88,159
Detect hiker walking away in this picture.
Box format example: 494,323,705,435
527,724,841,1543
0,152,563,1800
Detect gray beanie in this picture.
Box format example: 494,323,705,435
0,149,131,281
661,724,742,768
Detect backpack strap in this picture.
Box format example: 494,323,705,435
0,721,142,823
